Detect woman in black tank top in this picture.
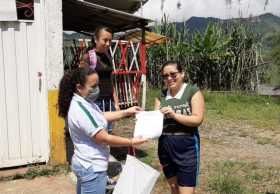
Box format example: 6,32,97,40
80,26,119,110
80,26,120,133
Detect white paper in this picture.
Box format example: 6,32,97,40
113,155,160,194
0,0,17,21
134,110,163,139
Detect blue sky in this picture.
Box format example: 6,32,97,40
135,0,280,21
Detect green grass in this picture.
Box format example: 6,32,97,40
147,88,280,130
256,137,273,145
146,87,161,111
204,91,280,130
139,146,157,166
208,161,249,194
0,165,70,181
207,161,280,194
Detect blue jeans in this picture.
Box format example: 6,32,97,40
71,157,107,194
95,99,116,133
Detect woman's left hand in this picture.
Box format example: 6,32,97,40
125,106,143,116
160,106,176,119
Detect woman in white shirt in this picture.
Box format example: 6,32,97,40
58,67,146,194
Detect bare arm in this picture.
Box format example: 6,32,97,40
112,88,120,111
161,91,205,127
79,53,90,68
103,109,130,122
92,129,146,146
103,106,142,122
154,98,161,110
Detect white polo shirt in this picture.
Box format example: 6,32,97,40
67,93,109,171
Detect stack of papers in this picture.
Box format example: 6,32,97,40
133,111,163,139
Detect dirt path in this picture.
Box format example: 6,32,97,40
114,118,280,194
0,174,76,194
201,119,280,167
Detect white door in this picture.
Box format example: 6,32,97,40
0,1,49,168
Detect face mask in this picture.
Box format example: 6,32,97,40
86,86,100,102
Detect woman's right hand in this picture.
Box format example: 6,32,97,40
125,106,143,116
131,137,147,146
160,106,176,119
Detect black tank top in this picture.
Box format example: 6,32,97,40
95,52,113,100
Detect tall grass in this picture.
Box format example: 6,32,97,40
208,161,251,194
149,19,263,91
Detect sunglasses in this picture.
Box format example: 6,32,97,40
162,72,179,80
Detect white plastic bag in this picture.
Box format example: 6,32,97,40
112,155,160,194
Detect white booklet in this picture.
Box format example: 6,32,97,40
133,111,163,139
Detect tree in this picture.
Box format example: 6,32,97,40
268,32,280,85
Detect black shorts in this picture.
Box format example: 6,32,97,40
158,132,200,187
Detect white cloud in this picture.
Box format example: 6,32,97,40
136,0,280,22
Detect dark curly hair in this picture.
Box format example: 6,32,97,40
58,67,96,118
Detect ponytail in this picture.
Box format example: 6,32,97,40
58,71,75,118
58,68,96,118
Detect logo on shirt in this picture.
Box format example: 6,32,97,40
172,104,191,115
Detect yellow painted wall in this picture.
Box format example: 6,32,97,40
48,90,67,165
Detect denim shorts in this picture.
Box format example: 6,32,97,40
71,157,107,194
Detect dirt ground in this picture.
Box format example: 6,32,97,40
0,174,76,194
0,116,279,194
113,117,280,194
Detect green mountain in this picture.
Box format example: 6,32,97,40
177,13,280,35
64,13,280,49
173,13,280,50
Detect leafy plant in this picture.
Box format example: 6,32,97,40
148,17,264,91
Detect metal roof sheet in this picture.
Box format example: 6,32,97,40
80,0,148,13
63,0,151,32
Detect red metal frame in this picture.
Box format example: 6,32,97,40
111,41,147,109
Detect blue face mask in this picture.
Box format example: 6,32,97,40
86,86,100,102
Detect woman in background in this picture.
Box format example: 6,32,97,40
80,26,119,133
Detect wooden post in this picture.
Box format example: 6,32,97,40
256,49,260,93
141,27,146,110
166,39,169,60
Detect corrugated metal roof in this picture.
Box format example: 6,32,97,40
81,0,148,13
63,0,151,32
